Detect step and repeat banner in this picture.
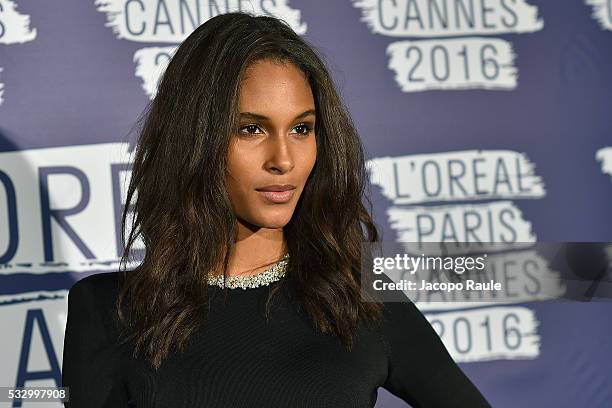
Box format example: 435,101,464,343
1,1,611,407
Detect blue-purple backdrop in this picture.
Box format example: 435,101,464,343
1,1,611,407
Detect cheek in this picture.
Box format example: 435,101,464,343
226,153,244,197
300,138,317,175
226,148,258,200
226,163,249,195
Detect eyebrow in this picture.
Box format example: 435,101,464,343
239,109,316,121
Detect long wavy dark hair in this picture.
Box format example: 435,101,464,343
116,11,383,370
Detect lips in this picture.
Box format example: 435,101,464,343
255,184,296,203
256,184,296,192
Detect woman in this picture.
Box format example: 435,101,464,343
61,12,491,408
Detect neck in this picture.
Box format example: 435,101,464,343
226,218,287,277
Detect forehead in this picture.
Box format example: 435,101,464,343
238,59,314,111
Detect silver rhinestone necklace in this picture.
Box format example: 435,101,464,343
207,253,290,290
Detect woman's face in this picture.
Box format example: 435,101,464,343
226,59,317,229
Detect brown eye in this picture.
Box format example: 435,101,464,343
293,123,313,136
238,124,263,135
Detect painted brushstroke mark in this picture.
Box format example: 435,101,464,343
387,200,536,242
133,46,178,98
0,0,38,106
0,67,4,106
585,0,612,31
0,142,144,275
395,248,565,309
94,0,307,98
351,0,543,92
0,293,68,393
366,149,546,359
0,290,68,306
387,37,517,92
423,306,541,362
596,146,612,182
0,259,141,275
0,0,37,44
351,0,543,37
367,150,545,205
94,0,307,42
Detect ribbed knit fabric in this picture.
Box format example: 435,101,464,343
61,271,491,408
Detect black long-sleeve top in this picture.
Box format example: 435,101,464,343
61,271,491,407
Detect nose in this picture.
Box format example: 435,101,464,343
264,133,295,174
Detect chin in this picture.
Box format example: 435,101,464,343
259,217,292,229
255,210,295,229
